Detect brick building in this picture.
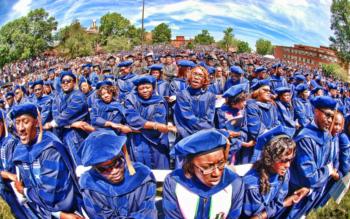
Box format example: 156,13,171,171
274,44,338,68
171,36,192,48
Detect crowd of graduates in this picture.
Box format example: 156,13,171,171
0,49,348,219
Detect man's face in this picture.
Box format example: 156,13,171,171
80,82,91,94
330,89,337,97
15,89,23,102
15,114,37,145
150,70,161,80
315,108,335,131
230,73,241,82
258,86,271,102
137,84,153,100
280,92,291,103
34,84,44,98
120,66,131,75
43,85,52,94
95,156,125,184
6,96,14,106
49,74,55,80
109,59,116,66
61,76,75,93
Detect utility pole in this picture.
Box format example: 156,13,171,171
141,0,145,60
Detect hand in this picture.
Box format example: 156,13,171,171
118,125,133,134
331,168,340,181
0,171,17,181
242,140,255,148
229,131,240,138
167,124,177,133
14,180,24,195
43,123,52,130
60,212,84,219
292,187,310,203
71,121,95,133
156,123,169,133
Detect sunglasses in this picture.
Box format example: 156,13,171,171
319,108,334,119
61,79,73,84
95,156,125,174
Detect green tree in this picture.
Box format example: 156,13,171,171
0,8,57,67
57,21,94,58
236,40,252,53
255,38,273,55
151,23,171,44
329,0,350,62
99,12,130,38
219,27,235,52
103,36,132,52
194,30,215,45
321,63,348,81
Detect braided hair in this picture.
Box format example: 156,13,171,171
253,135,296,195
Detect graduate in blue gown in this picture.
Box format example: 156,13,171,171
223,65,248,92
339,115,350,177
90,81,132,135
287,96,340,218
125,75,176,169
243,79,280,164
5,92,15,114
207,66,224,95
242,128,309,219
269,63,288,94
215,83,254,164
163,129,244,219
116,61,138,103
31,80,53,125
14,85,28,105
169,60,194,97
78,132,157,219
173,66,216,139
275,87,296,135
78,77,96,110
10,103,83,218
0,110,29,219
43,70,93,168
293,83,313,129
149,64,170,98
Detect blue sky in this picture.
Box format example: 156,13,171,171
0,0,333,48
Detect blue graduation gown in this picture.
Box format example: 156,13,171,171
12,132,83,218
275,100,296,136
293,97,313,128
34,95,53,125
79,162,157,219
169,78,187,97
269,76,288,93
242,99,280,164
162,168,244,219
224,77,248,92
156,79,170,97
215,104,247,163
208,80,224,95
125,92,170,169
173,87,216,138
338,133,350,177
52,89,89,167
117,73,137,103
287,122,337,218
0,134,30,219
242,169,289,218
90,99,126,134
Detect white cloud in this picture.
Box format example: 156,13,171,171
4,0,32,23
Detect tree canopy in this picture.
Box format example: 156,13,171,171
255,38,273,55
194,30,215,45
152,23,171,44
329,0,350,62
0,8,57,67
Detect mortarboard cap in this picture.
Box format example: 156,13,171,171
10,103,38,119
222,83,248,98
60,70,76,81
96,81,113,90
117,61,133,68
251,79,270,91
230,66,244,75
311,96,337,110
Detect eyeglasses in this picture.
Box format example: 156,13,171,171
15,91,21,95
192,72,204,79
61,79,73,84
193,160,226,175
319,108,334,119
261,88,271,93
95,156,125,174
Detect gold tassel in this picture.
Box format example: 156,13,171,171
36,108,43,143
122,144,136,176
225,137,231,161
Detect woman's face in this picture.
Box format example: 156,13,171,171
231,99,246,110
150,70,161,80
100,87,113,104
137,83,153,100
331,113,344,136
192,149,226,187
190,68,205,89
271,149,294,176
280,92,291,103
258,86,271,102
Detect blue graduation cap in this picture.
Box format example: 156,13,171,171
170,129,227,157
252,125,294,161
103,75,115,81
0,100,4,105
295,83,308,93
149,64,163,71
32,80,44,88
275,87,291,94
207,66,215,75
223,83,248,98
5,92,14,99
328,83,337,90
132,75,156,87
311,96,337,110
14,85,26,94
60,70,76,81
230,65,244,75
177,60,196,68
10,103,38,119
117,61,133,68
80,132,127,166
294,74,306,82
272,63,282,68
48,68,56,74
96,80,113,90
251,79,270,91
44,81,53,86
82,63,92,69
254,66,267,74
311,85,323,95
79,77,91,87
